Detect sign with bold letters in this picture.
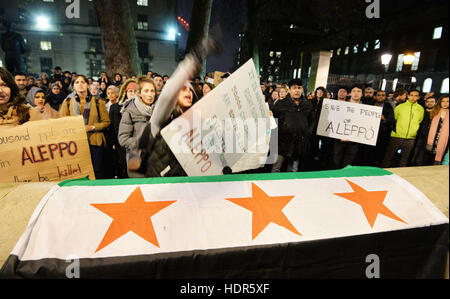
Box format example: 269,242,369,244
316,99,383,146
0,116,95,183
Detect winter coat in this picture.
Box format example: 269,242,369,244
271,95,315,158
59,94,110,147
391,100,424,140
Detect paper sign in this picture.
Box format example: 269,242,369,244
161,59,272,176
0,116,95,183
316,99,383,146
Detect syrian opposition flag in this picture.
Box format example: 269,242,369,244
1,167,448,279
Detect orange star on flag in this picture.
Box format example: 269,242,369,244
334,179,407,228
91,187,176,253
226,183,301,240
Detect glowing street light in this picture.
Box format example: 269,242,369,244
36,16,51,30
403,53,416,65
167,28,176,41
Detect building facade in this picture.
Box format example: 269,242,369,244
236,0,449,96
0,0,179,78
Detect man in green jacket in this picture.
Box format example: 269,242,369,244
381,90,424,168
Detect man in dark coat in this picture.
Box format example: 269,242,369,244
271,79,314,172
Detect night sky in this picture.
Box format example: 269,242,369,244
177,0,247,73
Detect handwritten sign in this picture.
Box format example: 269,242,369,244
316,99,383,146
161,59,271,177
0,116,95,183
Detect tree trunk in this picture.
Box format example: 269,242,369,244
185,0,213,77
93,0,141,78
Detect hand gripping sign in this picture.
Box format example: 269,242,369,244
161,59,273,177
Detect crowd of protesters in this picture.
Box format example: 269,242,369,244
1,59,448,180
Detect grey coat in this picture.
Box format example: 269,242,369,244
118,98,151,177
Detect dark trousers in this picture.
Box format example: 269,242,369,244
381,137,415,168
90,145,105,180
332,142,360,169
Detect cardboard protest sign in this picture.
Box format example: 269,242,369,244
213,71,225,87
161,59,272,177
0,116,95,183
316,99,383,146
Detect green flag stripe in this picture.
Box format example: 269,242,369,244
58,166,392,187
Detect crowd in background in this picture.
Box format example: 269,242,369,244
1,63,448,181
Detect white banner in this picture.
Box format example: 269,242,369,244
316,99,383,146
161,59,272,176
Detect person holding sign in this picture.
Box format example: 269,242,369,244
331,84,365,169
59,75,111,179
0,67,42,128
134,37,220,178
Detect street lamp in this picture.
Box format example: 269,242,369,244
381,54,392,72
403,53,416,65
36,16,51,30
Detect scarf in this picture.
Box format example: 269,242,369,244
133,95,154,117
69,92,94,125
428,109,449,162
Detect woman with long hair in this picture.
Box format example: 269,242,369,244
426,95,449,165
60,75,111,179
118,77,158,178
0,67,41,127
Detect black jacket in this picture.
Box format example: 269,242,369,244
272,95,315,158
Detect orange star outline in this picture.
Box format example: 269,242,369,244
91,187,176,253
226,183,302,240
334,179,407,228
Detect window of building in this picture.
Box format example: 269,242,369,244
422,78,433,93
396,54,404,72
393,78,399,91
137,15,149,31
344,46,349,55
381,79,387,91
440,78,449,94
275,52,282,58
40,57,53,74
433,27,443,40
0,59,3,67
269,51,274,58
297,68,301,79
138,41,149,58
137,0,148,6
363,42,369,52
43,0,54,2
308,67,311,77
411,77,417,83
411,52,421,71
337,48,341,56
89,59,103,78
374,39,380,50
353,45,358,54
141,62,149,74
40,41,52,51
293,69,297,79
89,38,102,53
